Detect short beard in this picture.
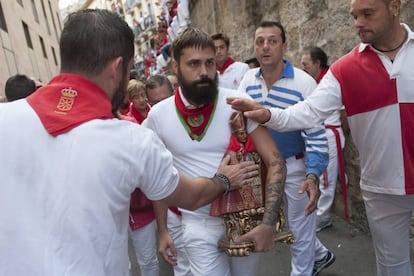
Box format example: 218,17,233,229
178,69,218,106
111,66,128,117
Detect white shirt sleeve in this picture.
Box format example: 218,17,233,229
265,69,344,131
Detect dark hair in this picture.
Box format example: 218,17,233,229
129,69,139,80
171,27,216,63
146,74,173,93
5,74,36,101
245,57,260,67
211,33,230,48
308,46,329,69
60,9,134,76
257,21,286,43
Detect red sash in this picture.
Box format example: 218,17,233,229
325,125,348,219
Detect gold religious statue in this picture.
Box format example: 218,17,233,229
210,112,295,257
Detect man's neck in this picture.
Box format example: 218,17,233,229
179,89,206,109
261,62,284,90
217,57,228,67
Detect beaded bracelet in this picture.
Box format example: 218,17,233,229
306,174,319,186
214,173,231,194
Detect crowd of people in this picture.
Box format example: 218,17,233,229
1,0,413,276
135,0,191,79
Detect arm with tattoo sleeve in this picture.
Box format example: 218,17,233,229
235,125,287,252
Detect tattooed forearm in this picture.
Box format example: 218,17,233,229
262,150,287,226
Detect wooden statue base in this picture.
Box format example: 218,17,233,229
217,207,295,257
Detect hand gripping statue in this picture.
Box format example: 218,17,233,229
210,111,294,256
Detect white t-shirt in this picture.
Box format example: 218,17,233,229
143,88,258,218
218,61,249,90
0,100,179,275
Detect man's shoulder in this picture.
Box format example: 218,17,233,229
0,99,33,119
218,87,249,97
292,67,317,85
232,61,249,68
242,67,260,79
147,96,174,115
228,61,249,72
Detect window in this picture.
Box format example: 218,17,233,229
51,46,58,66
48,1,58,40
40,0,51,35
31,0,39,23
0,3,7,32
22,21,33,49
39,36,47,58
56,11,62,32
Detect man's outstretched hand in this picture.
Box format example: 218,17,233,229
227,97,271,124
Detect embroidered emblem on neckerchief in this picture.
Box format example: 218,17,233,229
56,87,78,113
174,91,217,141
187,114,204,127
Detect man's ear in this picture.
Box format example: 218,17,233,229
389,0,401,17
282,41,288,53
171,59,178,74
316,59,322,68
108,56,124,81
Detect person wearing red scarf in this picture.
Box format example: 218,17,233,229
144,27,287,276
119,78,160,276
125,79,150,124
0,10,259,276
211,33,249,90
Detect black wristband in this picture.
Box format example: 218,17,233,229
214,173,231,194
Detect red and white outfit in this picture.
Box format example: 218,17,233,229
0,74,179,276
266,24,414,276
144,88,260,276
217,57,249,90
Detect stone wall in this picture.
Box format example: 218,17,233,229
189,0,414,256
190,0,414,64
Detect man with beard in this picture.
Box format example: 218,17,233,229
228,0,414,275
144,27,290,276
0,10,260,276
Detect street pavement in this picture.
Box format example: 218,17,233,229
129,214,389,276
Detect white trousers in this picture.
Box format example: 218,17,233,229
285,156,329,276
129,220,159,276
363,190,414,276
181,214,260,276
167,209,192,276
318,127,345,221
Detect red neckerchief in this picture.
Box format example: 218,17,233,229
26,73,114,136
316,67,329,83
216,57,235,74
174,90,217,141
129,103,150,124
